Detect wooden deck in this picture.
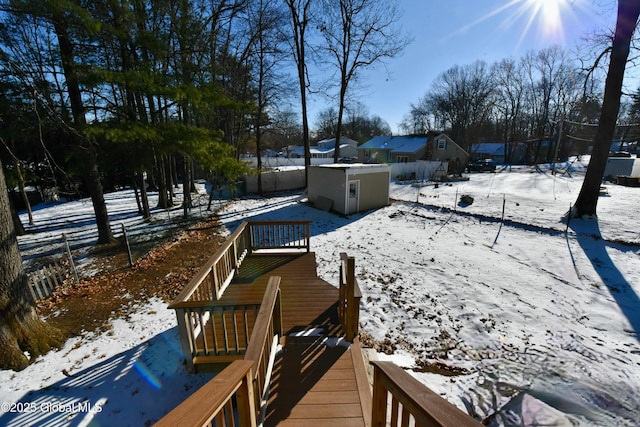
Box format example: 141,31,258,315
223,252,370,427
218,253,342,336
161,221,483,427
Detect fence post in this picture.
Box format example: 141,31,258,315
62,234,79,283
121,223,133,267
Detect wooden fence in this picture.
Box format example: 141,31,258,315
28,257,73,302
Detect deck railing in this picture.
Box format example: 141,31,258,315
170,220,310,305
168,221,309,371
247,220,311,252
338,252,362,341
156,277,282,427
371,361,482,427
154,359,256,427
173,303,260,370
244,276,282,422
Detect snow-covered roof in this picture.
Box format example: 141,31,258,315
317,137,359,149
293,144,354,155
359,135,428,153
313,163,390,174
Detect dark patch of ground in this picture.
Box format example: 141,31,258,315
37,215,227,339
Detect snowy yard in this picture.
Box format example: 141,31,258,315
1,167,639,426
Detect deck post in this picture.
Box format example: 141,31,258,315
343,254,360,341
175,308,195,372
236,365,258,427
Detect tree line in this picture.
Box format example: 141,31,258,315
0,0,408,236
400,45,640,164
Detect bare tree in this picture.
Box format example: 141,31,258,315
319,0,409,162
420,61,496,150
284,0,313,184
573,0,640,217
248,0,289,194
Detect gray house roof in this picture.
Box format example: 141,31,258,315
359,136,428,154
317,137,359,149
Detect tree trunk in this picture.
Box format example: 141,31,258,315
13,155,34,226
0,158,62,371
139,171,150,219
131,176,143,214
182,156,192,218
8,191,25,236
573,0,640,217
52,12,115,244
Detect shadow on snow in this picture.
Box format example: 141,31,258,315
0,327,213,427
570,218,640,342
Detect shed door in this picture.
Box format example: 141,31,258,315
348,180,360,214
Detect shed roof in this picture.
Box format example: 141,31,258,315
312,163,390,174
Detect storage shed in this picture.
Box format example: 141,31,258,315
307,164,390,215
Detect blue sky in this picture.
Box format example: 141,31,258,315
309,0,625,134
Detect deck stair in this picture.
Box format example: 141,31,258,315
158,220,482,427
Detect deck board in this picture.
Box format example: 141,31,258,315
206,252,370,426
264,337,370,427
218,253,341,335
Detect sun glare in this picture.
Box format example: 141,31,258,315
452,0,575,52
532,0,565,34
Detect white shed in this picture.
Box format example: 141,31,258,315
307,164,390,215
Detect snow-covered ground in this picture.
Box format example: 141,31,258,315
2,166,639,426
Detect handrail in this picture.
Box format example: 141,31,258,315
371,361,482,427
339,252,362,341
244,276,282,423
169,222,249,306
154,359,256,427
157,277,282,427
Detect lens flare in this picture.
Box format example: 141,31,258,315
449,0,577,52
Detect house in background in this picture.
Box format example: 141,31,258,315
307,164,390,215
358,133,469,174
424,133,469,174
290,136,359,159
357,135,428,163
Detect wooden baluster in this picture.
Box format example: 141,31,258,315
211,311,219,355
222,309,230,354
232,308,240,354
198,309,209,355
372,363,389,426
